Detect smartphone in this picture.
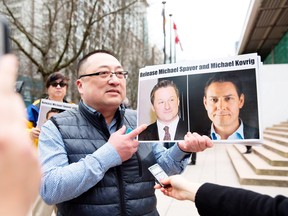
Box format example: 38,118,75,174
0,16,11,55
148,163,171,188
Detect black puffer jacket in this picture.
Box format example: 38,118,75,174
52,101,158,216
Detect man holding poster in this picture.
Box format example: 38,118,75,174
38,50,213,216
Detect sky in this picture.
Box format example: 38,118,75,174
146,0,251,62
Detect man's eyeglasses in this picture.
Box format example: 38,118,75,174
78,71,128,79
50,82,67,88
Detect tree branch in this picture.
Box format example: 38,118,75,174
2,0,45,56
52,1,75,71
11,37,44,73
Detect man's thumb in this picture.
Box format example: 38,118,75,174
118,125,126,134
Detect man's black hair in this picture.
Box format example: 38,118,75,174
204,73,243,97
77,50,117,77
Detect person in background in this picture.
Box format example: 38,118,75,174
27,72,69,216
26,72,69,147
39,50,213,216
0,54,41,216
203,73,259,153
155,174,287,216
190,152,197,165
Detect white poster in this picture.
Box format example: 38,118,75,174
37,99,78,128
137,53,262,144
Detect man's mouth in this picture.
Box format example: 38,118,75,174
106,89,120,94
214,112,230,117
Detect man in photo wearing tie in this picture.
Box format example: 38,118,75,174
138,79,188,143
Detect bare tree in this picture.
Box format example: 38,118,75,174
0,0,163,107
0,0,137,98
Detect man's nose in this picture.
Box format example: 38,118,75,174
108,74,120,84
164,102,170,109
216,99,225,110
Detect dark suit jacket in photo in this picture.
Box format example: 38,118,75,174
138,119,188,141
243,123,259,139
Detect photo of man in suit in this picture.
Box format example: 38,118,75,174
203,72,259,153
138,79,188,142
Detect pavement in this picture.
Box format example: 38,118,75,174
156,144,288,216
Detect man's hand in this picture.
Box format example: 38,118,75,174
178,132,213,152
0,55,41,216
31,127,41,139
108,124,147,161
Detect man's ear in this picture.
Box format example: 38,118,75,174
203,96,208,110
151,104,155,112
239,93,245,109
76,79,83,94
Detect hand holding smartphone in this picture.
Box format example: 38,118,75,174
148,163,171,188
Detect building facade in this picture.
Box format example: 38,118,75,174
237,0,288,64
237,0,288,128
0,0,162,106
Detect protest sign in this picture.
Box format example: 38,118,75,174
37,99,78,128
137,53,262,144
